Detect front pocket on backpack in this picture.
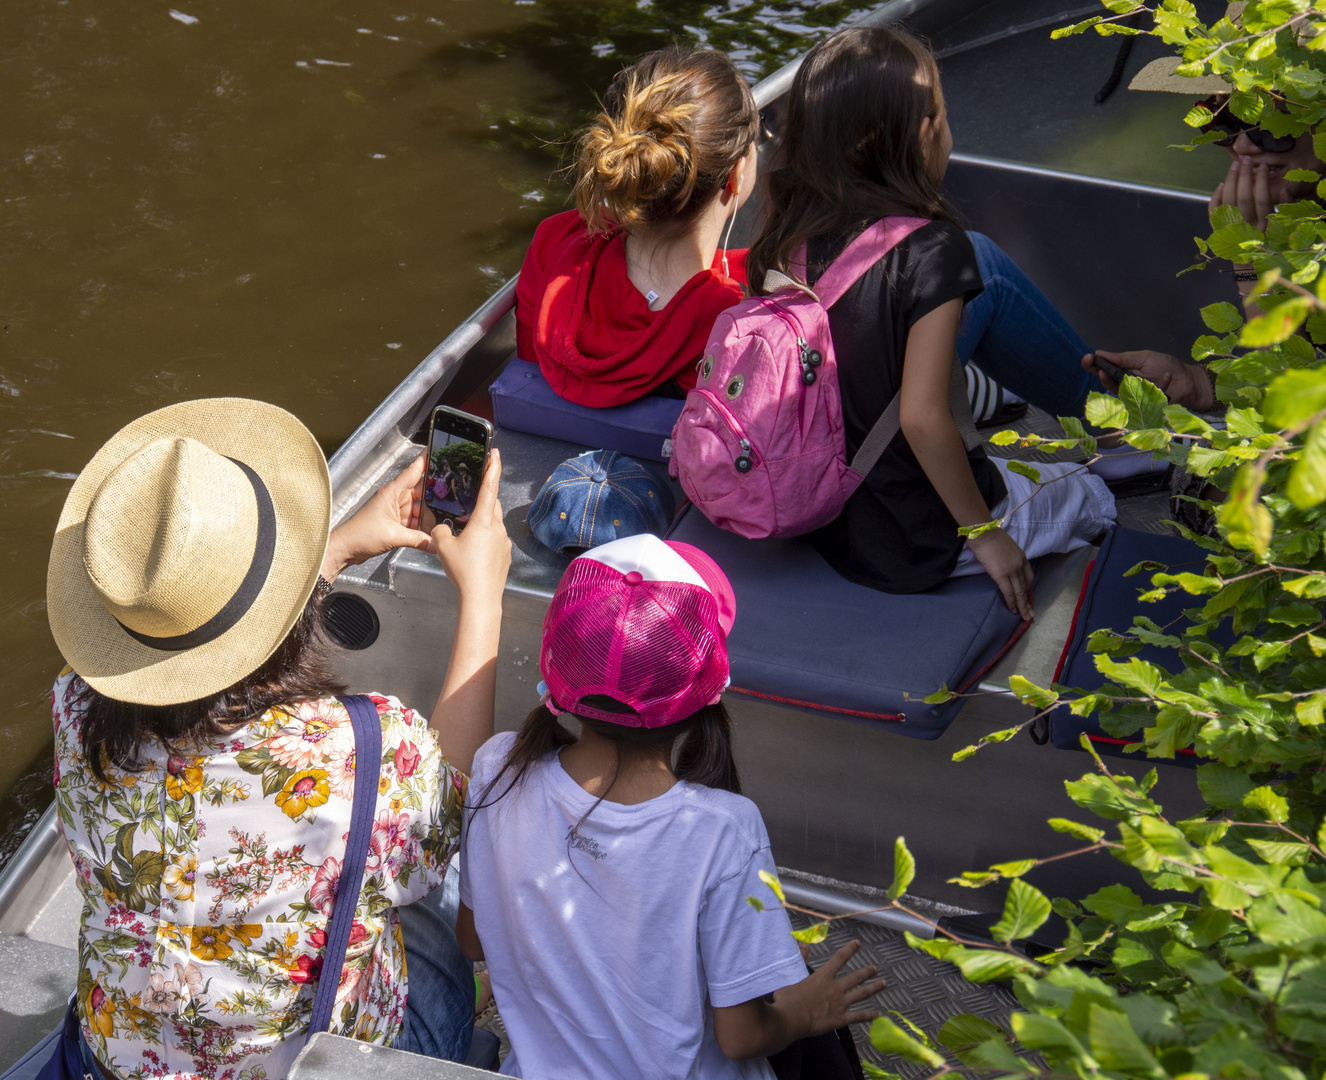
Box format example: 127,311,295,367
673,390,776,538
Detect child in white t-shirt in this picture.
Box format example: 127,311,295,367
457,534,883,1079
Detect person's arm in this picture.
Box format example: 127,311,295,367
456,901,484,962
1082,350,1217,413
428,452,512,776
900,298,1034,619
711,941,882,1060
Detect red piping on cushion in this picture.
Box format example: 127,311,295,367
1053,559,1096,684
728,685,905,723
1087,733,1197,756
956,611,1034,695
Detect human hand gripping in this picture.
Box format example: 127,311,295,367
965,526,1034,621
321,452,434,583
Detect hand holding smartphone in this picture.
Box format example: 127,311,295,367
423,405,494,536
1090,352,1128,385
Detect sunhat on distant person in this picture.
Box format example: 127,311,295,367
46,398,331,706
1128,3,1281,94
538,532,736,729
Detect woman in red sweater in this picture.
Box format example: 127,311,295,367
515,47,759,408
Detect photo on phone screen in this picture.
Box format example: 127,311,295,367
424,407,492,535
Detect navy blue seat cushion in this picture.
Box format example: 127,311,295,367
1048,526,1224,759
667,505,1028,739
490,359,684,463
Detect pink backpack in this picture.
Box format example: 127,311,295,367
669,217,931,539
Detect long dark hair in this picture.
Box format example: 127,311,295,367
470,697,742,818
79,598,345,781
746,26,958,289
574,46,759,236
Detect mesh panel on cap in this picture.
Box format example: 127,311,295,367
542,558,728,727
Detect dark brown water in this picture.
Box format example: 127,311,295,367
0,0,881,864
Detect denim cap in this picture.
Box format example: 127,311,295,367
526,449,675,554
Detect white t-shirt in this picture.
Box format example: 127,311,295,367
460,731,808,1080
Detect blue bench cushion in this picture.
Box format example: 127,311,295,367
490,359,684,463
666,504,1028,739
1047,526,1223,758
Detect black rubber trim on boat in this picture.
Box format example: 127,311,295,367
322,592,381,651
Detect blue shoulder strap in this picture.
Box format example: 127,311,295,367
307,695,383,1038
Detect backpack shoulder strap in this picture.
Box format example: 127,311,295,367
307,695,383,1038
849,353,983,479
816,217,930,309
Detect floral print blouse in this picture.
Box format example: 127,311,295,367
51,668,466,1080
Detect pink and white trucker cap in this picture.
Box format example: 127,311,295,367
540,533,736,728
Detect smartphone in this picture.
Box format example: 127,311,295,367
1092,353,1128,385
423,405,494,536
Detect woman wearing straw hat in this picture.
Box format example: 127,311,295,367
44,398,510,1078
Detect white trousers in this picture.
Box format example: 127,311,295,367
951,456,1116,577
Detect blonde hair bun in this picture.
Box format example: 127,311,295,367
574,48,758,235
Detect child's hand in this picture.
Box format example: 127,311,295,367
966,527,1034,620
773,941,884,1038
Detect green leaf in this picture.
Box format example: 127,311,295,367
1241,298,1313,347
1219,464,1273,556
1263,367,1326,427
791,922,829,944
1243,785,1289,823
1288,419,1326,509
1245,838,1310,865
1087,1004,1164,1078
1209,218,1261,261
1121,375,1169,429
937,1014,1008,1063
1085,392,1130,430
1009,675,1059,709
1198,763,1254,808
745,896,765,912
1006,460,1042,483
1209,302,1246,335
888,837,915,901
1184,103,1214,129
920,684,954,704
868,1018,945,1068
1085,883,1147,924
861,1065,903,1080
1011,1012,1090,1061
1048,817,1105,842
757,869,785,904
991,878,1051,944
991,858,1038,878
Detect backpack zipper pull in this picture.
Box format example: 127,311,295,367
797,339,820,385
735,439,753,474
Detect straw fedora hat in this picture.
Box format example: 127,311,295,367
47,398,331,706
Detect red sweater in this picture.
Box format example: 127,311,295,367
515,210,747,408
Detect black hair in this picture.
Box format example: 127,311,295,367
469,698,740,812
78,598,344,782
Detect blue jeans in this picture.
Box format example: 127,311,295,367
77,869,474,1068
958,231,1095,420
393,863,475,1062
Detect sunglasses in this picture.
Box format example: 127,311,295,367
1196,96,1297,152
